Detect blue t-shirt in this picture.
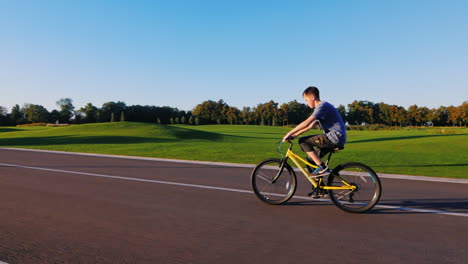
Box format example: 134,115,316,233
311,101,347,147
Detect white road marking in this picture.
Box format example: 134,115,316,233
0,162,252,194
1,162,467,218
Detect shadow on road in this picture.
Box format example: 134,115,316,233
372,198,468,215
282,198,468,216
284,200,330,207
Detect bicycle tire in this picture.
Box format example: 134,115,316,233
251,158,297,205
327,162,381,213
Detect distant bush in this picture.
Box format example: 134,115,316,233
46,124,70,127
347,124,390,131
346,125,418,131
16,123,70,127
16,123,47,127
346,125,466,132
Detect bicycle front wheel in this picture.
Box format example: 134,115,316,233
251,158,297,205
327,162,382,213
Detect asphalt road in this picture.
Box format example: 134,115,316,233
0,148,467,264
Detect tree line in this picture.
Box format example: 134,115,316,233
0,98,467,127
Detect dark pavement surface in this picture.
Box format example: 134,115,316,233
0,148,467,264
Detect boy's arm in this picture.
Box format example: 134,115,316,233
283,115,316,141
293,120,319,136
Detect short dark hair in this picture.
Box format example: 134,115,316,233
303,86,320,100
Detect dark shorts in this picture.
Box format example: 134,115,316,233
298,134,338,156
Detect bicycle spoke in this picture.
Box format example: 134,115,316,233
257,172,272,184
335,190,353,200
259,182,272,193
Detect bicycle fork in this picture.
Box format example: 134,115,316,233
272,157,288,184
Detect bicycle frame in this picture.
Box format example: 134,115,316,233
279,141,356,191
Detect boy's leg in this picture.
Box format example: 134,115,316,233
299,134,335,174
306,150,323,167
299,135,325,167
305,151,319,173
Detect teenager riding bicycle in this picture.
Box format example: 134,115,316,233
282,86,347,177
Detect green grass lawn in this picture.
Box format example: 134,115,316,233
0,122,467,179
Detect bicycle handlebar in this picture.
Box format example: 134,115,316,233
277,140,293,157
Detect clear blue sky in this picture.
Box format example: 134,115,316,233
1,0,467,112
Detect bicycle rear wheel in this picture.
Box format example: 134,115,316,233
251,158,296,205
327,162,381,213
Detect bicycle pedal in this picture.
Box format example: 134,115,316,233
307,190,322,199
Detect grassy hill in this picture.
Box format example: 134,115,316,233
0,123,467,178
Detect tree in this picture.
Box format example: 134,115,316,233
0,106,9,126
56,98,74,123
407,104,429,126
120,112,126,122
78,103,98,123
217,99,229,124
397,106,408,126
10,104,25,125
239,107,253,125
73,111,84,124
158,106,179,124
226,106,240,125
434,106,449,126
461,102,468,127
192,100,228,124
22,104,49,123
378,103,391,126
407,105,420,126
279,100,311,126
48,110,60,124
336,105,347,124
177,110,189,125
426,108,439,126
348,101,375,125
388,105,406,126
96,111,101,123
100,101,126,122
418,106,429,126
448,105,466,126
125,105,176,123
253,100,279,126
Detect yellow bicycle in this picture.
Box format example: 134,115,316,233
251,140,382,213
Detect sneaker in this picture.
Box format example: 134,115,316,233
312,166,331,177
